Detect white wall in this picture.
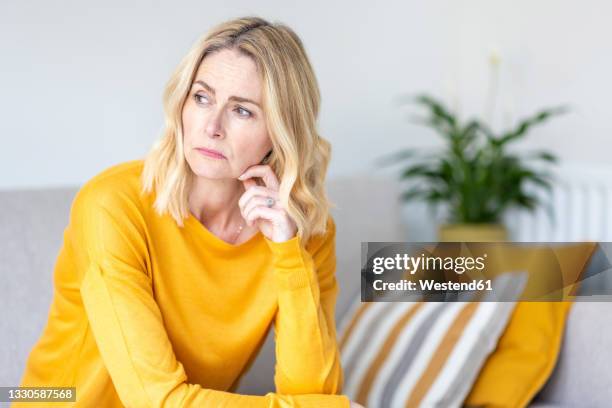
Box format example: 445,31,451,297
1,0,610,189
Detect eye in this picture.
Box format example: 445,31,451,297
194,93,210,105
234,106,252,118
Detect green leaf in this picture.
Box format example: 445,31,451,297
525,151,559,163
400,187,429,202
414,94,458,129
497,106,569,145
400,164,434,179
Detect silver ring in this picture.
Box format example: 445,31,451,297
265,197,275,208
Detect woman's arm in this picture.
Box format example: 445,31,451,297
72,184,350,408
265,217,345,396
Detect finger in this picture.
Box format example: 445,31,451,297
241,196,279,222
240,193,280,223
245,206,284,227
238,185,279,210
241,177,258,191
238,165,280,190
241,189,279,212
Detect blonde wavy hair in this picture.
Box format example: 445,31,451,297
140,16,335,243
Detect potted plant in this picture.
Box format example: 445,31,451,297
376,94,568,242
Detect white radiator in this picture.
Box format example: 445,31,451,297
504,163,612,242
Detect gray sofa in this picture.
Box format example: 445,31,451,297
1,175,611,407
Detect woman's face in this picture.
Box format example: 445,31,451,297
182,48,272,180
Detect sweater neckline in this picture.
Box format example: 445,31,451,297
185,211,264,251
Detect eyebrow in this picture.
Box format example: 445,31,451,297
192,80,261,108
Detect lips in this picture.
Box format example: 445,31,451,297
196,147,226,159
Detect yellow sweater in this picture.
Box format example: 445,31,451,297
15,160,350,408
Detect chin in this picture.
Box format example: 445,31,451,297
186,154,232,179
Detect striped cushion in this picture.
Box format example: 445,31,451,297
338,300,518,407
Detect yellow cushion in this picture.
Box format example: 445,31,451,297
463,243,596,407
463,301,573,408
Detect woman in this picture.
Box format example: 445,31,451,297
16,16,364,408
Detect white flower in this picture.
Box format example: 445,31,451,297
489,46,502,66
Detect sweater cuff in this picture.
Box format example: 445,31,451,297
264,235,315,290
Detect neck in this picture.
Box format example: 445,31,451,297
188,174,245,230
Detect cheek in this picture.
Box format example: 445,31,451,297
183,104,195,125
239,119,268,142
237,125,270,152
252,125,272,150
182,105,201,140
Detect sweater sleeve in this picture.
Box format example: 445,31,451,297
71,184,350,408
264,217,346,400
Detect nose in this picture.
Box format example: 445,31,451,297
204,106,225,139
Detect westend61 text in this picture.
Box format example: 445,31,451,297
373,279,493,292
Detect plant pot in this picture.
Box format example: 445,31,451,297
438,223,508,242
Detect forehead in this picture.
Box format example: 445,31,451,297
194,48,261,99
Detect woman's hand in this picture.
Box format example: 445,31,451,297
350,401,365,408
238,164,297,243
